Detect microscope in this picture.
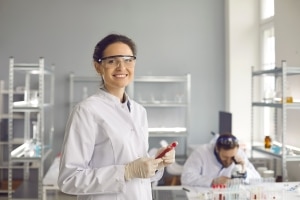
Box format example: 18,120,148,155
231,157,247,179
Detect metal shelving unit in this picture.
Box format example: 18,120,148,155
0,81,26,193
7,57,55,200
127,74,191,157
69,73,99,113
0,80,9,193
69,73,191,157
251,61,300,181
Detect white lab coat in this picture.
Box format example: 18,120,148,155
58,89,163,200
181,143,261,187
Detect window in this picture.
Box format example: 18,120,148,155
262,26,275,70
261,0,274,20
260,0,275,136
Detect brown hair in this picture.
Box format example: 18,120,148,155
93,34,137,62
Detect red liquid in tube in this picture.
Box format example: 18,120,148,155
155,141,178,159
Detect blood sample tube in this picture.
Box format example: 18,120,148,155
155,141,178,159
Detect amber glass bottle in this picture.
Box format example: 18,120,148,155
264,136,272,149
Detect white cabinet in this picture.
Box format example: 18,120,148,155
127,74,191,157
251,61,300,181
7,57,55,199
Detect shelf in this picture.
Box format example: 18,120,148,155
0,113,24,119
0,162,39,169
134,75,188,82
252,146,300,161
0,90,24,95
12,63,53,75
13,101,52,109
140,103,188,107
71,101,189,108
0,138,24,145
252,102,300,109
251,61,300,181
148,127,187,138
252,66,300,76
5,57,55,200
10,148,52,163
149,132,187,137
148,127,187,133
129,74,191,156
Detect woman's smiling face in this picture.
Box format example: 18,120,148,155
95,42,135,94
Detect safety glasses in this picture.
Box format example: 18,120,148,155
98,55,136,69
216,135,239,148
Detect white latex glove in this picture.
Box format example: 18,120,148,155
156,147,176,169
124,157,162,181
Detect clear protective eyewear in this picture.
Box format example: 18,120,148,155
98,55,136,68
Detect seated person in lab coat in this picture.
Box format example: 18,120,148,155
181,134,261,187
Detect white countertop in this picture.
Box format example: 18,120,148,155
152,182,300,200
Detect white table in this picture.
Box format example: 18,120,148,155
43,156,60,200
152,182,300,200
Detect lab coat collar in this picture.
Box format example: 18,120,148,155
98,88,132,112
214,147,224,168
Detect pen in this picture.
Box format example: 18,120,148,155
182,187,190,192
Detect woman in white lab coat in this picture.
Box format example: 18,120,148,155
57,34,175,200
181,134,261,187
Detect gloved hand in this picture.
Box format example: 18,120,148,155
212,176,230,186
155,147,176,169
124,157,162,181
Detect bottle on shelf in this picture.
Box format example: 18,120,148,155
264,135,272,149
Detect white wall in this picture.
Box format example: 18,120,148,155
275,0,300,67
275,0,300,181
225,0,259,148
275,0,300,147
